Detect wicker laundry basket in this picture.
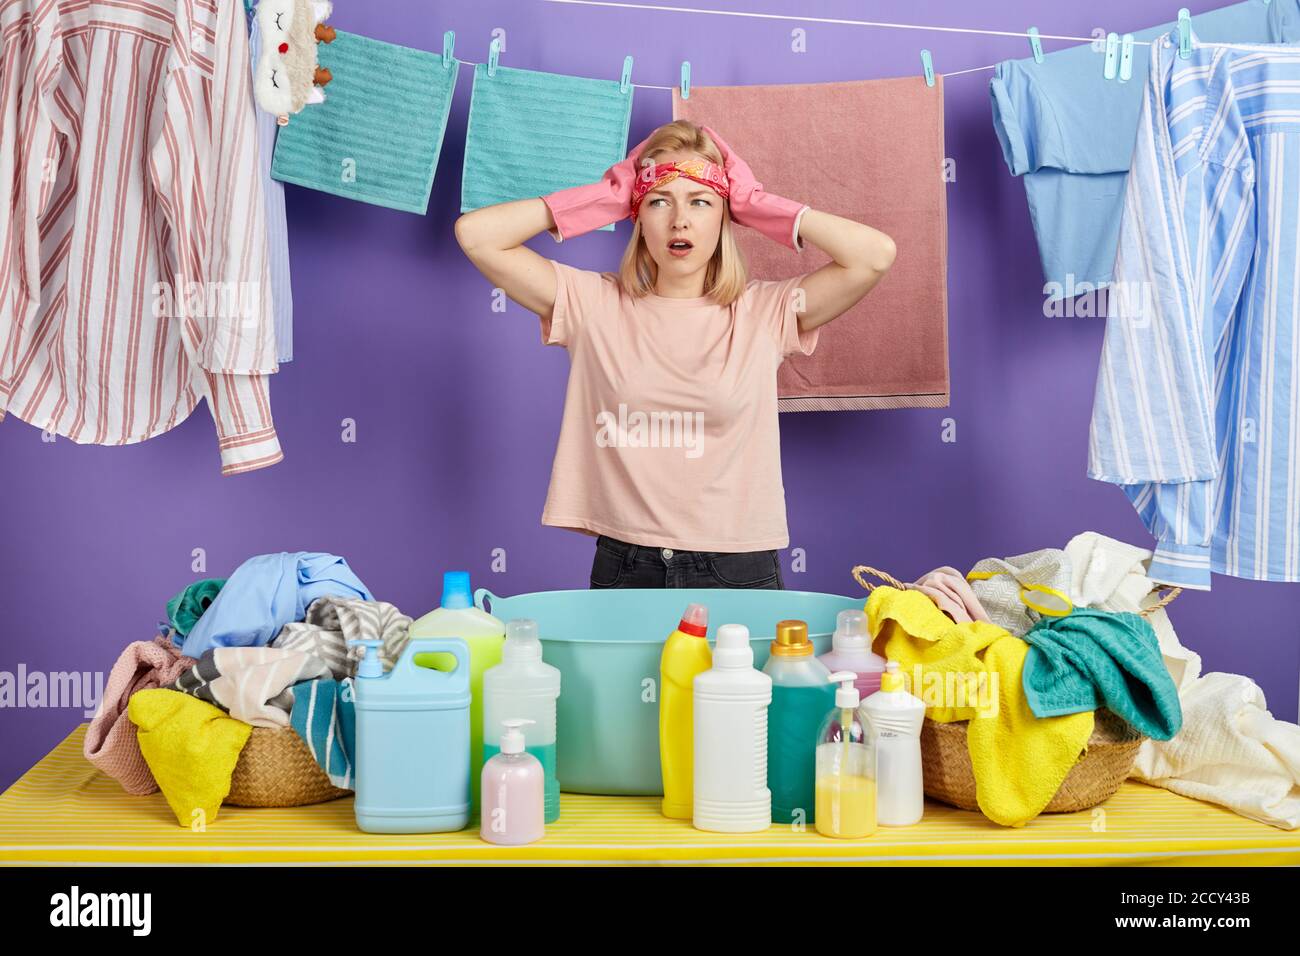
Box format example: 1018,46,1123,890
225,726,350,808
851,565,1181,815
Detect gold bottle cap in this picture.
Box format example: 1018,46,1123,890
770,619,812,657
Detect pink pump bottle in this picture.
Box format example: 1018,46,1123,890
480,718,545,846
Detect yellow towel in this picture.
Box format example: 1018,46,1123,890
128,689,252,828
867,587,1094,827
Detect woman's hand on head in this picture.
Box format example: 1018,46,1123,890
603,131,659,203
699,125,760,204
699,124,807,251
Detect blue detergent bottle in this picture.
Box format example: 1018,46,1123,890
350,637,471,833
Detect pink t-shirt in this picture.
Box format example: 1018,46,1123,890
539,259,819,552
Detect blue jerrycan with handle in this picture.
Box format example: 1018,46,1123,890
350,637,471,833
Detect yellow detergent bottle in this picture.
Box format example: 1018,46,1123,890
659,603,712,819
409,571,504,815
815,670,877,839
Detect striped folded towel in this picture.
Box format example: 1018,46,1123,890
290,677,356,790
461,62,632,228
271,30,457,214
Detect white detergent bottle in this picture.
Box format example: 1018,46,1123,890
693,623,773,833
860,660,926,826
483,619,561,823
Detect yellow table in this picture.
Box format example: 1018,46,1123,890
2,726,1297,865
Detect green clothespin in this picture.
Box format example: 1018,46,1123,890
443,30,455,70
620,55,633,95
1103,32,1119,79
1178,8,1192,59
920,49,934,87
487,35,501,77
1119,34,1135,82
1028,27,1044,64
680,61,691,99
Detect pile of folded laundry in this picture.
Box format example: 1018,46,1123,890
871,532,1300,830
83,551,413,826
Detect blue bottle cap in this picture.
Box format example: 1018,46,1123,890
441,571,472,609
349,639,384,679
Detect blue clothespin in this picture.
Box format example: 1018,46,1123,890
488,35,501,77
443,30,455,70
920,49,934,87
1028,27,1044,64
1119,33,1135,81
1178,8,1192,59
1103,32,1119,79
620,55,633,94
680,61,690,99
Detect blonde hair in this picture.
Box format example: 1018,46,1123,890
617,121,748,305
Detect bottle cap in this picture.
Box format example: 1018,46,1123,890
832,609,869,652
828,670,860,708
500,717,535,755
441,571,472,609
770,619,813,657
880,660,905,693
348,639,384,679
677,603,708,638
713,623,753,668
503,618,543,661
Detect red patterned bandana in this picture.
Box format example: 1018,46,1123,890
630,159,730,221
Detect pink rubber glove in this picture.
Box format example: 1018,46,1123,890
700,124,808,251
541,133,657,242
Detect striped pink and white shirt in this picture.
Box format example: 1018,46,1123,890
0,0,281,475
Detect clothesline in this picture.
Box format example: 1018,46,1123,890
540,0,1104,41
527,0,1296,84
537,0,1155,81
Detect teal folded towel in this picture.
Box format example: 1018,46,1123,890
165,578,227,637
290,677,355,790
461,63,633,229
271,31,457,214
1022,608,1182,740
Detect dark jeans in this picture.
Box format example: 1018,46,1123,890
589,535,785,590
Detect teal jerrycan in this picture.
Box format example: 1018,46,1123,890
350,637,471,833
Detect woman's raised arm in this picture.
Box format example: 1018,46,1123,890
454,198,559,319
793,209,897,333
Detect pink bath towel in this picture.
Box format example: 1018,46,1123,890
674,77,950,411
84,635,196,794
907,566,991,625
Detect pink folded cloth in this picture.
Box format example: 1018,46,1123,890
83,635,196,794
674,77,950,411
907,566,991,625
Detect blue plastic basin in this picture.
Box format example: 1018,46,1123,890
475,587,863,795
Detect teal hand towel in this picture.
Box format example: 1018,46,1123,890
271,31,457,215
461,63,633,229
166,578,227,637
1022,608,1182,740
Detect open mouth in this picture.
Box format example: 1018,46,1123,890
667,239,694,256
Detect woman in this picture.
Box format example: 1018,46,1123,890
455,121,895,589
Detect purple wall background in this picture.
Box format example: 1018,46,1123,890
2,0,1298,790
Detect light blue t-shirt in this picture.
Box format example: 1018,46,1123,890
989,0,1300,299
